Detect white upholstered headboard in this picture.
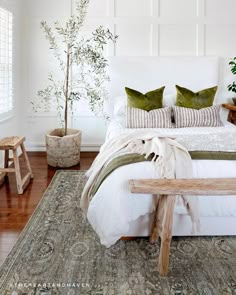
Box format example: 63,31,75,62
107,56,219,103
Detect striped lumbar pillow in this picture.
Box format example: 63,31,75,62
126,106,173,128
172,105,223,128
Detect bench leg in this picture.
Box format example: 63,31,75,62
4,150,9,168
0,150,9,186
158,195,176,276
150,195,166,244
4,150,9,180
13,149,23,194
0,171,6,186
20,143,33,178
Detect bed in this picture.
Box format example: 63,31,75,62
85,57,236,248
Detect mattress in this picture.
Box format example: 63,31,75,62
87,121,236,247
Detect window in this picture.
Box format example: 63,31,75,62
0,7,13,121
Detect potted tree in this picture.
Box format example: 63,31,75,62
32,0,117,167
228,57,236,105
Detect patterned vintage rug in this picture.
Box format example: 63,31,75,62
0,171,236,295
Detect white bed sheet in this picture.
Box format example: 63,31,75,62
88,121,236,247
106,119,236,143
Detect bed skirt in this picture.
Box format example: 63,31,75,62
125,213,236,237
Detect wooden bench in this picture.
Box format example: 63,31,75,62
0,136,34,194
129,178,236,276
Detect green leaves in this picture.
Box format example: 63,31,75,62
228,57,236,94
34,0,118,128
228,81,236,94
92,26,118,50
69,92,81,101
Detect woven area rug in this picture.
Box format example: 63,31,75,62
0,171,236,295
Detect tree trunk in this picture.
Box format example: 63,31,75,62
64,44,70,136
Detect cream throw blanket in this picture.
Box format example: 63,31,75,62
81,131,200,233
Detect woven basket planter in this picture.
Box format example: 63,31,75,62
45,128,81,167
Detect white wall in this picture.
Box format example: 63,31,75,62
0,0,23,164
22,0,236,151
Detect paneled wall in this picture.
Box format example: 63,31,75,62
22,0,236,151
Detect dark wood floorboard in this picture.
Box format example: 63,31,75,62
0,151,97,266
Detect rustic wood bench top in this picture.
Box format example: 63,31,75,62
129,177,236,276
0,136,25,150
129,178,236,195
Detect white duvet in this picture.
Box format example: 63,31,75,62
87,121,236,247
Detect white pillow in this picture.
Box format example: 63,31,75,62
113,96,127,118
219,105,229,124
163,93,176,107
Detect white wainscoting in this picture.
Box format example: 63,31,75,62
21,0,236,151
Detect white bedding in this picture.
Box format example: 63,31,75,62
106,120,236,151
87,121,236,247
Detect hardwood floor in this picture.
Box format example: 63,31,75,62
0,151,97,266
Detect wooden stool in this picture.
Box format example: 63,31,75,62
0,136,33,194
129,178,236,276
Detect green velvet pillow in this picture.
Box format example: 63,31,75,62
175,85,217,109
125,86,165,111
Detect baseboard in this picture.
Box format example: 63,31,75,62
25,142,101,152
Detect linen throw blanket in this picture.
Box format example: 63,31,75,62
80,131,200,233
